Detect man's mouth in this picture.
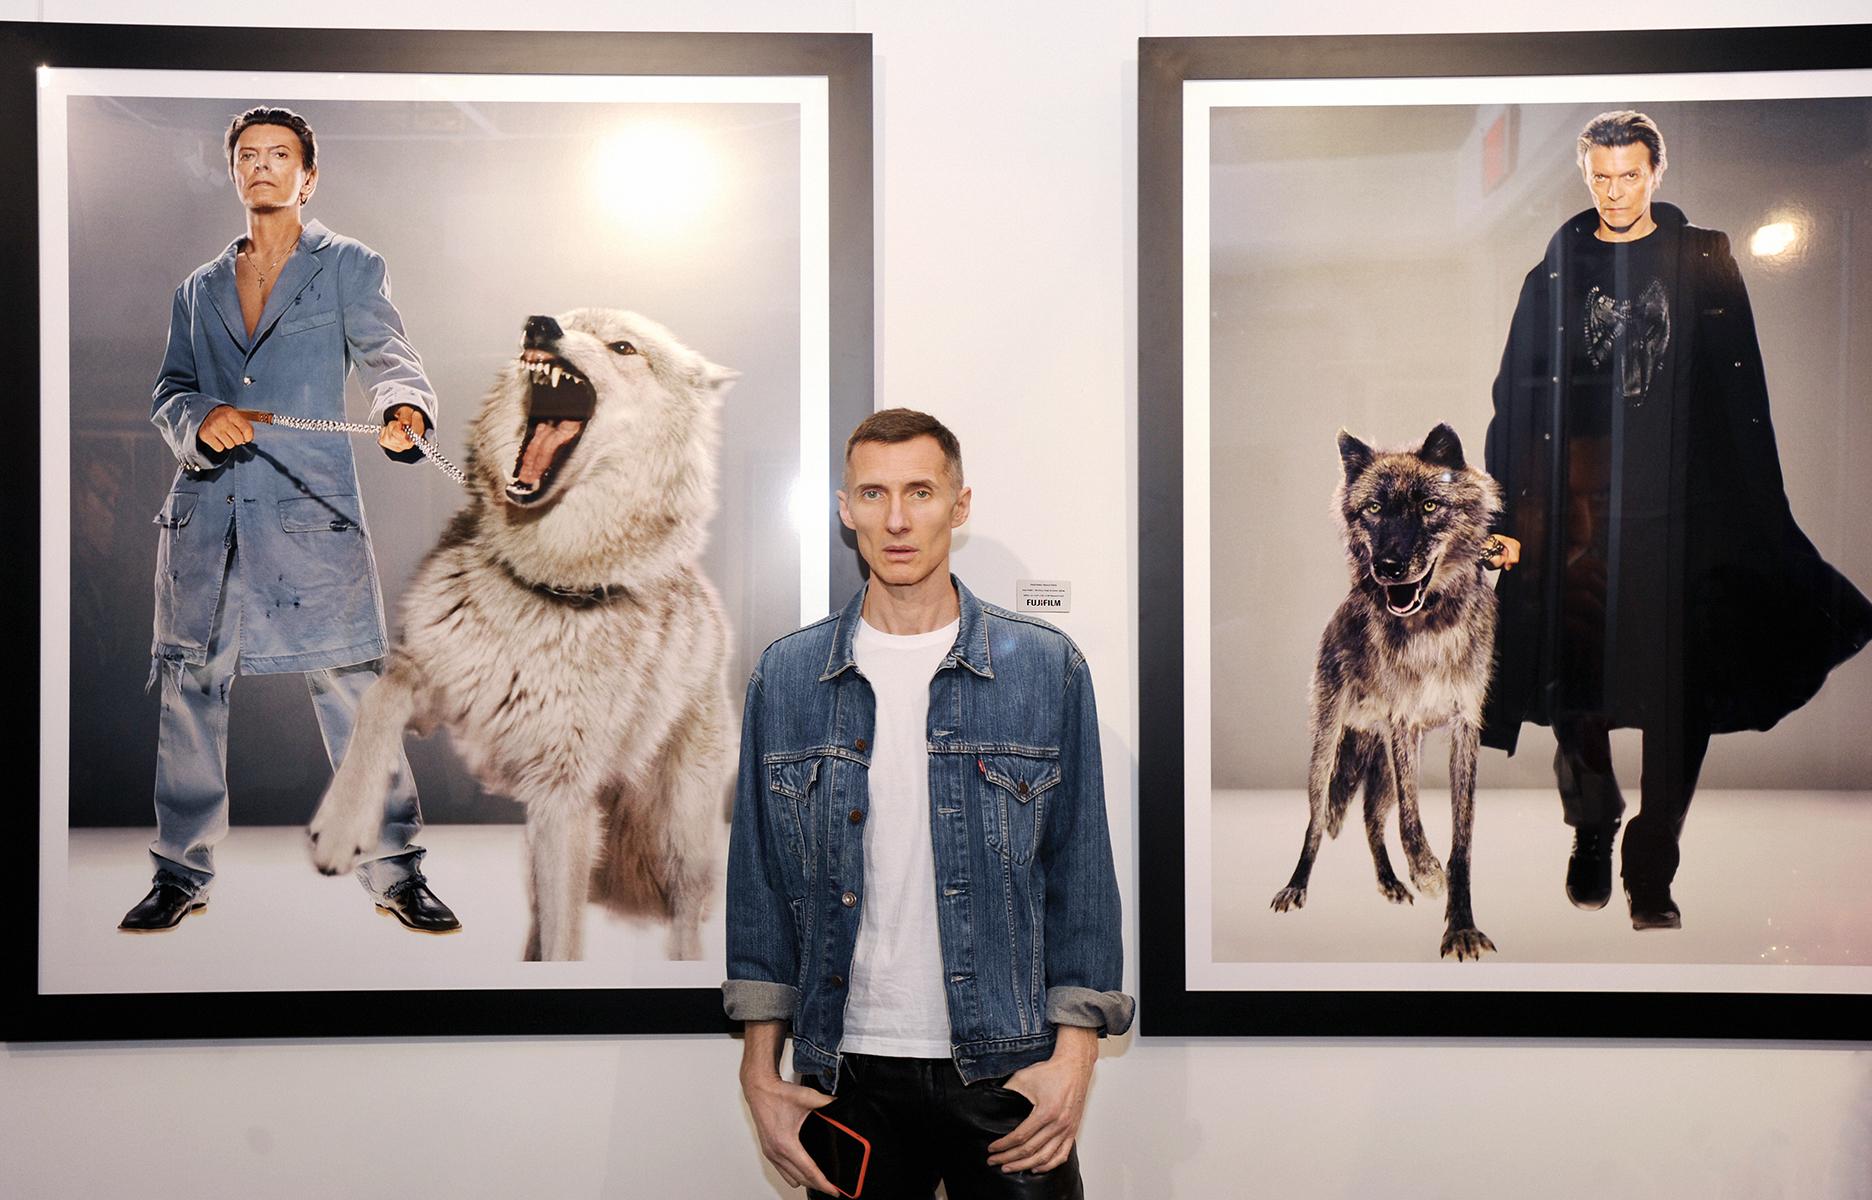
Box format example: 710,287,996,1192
507,349,595,505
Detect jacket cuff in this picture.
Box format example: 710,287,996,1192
722,979,800,1023
1045,985,1136,1036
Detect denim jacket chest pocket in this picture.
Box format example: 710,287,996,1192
977,753,1060,865
766,755,824,875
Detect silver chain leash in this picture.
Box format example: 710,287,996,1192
242,411,466,485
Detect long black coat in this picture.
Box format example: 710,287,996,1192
1482,202,1871,754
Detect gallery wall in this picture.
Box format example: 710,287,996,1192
8,1,1871,1197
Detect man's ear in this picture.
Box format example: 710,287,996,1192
950,485,972,529
836,489,856,531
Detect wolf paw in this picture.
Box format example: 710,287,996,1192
1377,877,1413,905
1410,860,1447,898
666,920,703,961
1270,886,1307,913
307,781,379,877
1440,926,1497,961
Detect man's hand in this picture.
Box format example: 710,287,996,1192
740,1021,837,1194
1483,533,1522,571
197,405,255,455
985,1024,1098,1175
379,404,427,453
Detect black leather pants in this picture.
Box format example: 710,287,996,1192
804,1054,1084,1200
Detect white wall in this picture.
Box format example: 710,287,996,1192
7,1,1870,1196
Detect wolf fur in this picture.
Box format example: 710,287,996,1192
1269,423,1501,960
309,308,738,961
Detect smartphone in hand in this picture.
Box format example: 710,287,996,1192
799,1107,871,1198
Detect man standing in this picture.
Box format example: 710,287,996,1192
1482,111,1871,929
120,107,459,934
726,410,1131,1197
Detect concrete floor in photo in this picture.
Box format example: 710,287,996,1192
47,825,729,994
1210,789,1872,965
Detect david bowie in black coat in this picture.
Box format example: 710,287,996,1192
1479,111,1872,929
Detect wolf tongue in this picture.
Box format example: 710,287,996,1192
518,419,584,486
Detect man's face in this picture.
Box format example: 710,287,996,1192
230,123,314,213
837,435,971,590
1582,141,1662,236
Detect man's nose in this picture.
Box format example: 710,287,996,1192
887,498,909,531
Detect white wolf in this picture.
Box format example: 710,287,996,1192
309,309,738,961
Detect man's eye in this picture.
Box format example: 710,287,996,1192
608,340,639,356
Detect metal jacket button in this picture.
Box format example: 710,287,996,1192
854,737,867,752
830,975,846,988
840,891,857,908
243,376,254,385
1017,780,1030,797
848,808,863,824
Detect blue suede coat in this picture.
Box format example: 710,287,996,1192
149,220,437,675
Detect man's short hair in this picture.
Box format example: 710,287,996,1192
226,106,318,172
844,408,964,488
1576,110,1667,173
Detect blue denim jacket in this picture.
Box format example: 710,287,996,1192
723,577,1133,1088
149,220,436,676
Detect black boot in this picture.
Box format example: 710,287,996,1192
1565,821,1618,910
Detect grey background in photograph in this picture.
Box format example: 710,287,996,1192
1209,97,1872,790
68,95,803,825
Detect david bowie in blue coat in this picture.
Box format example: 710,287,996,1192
120,106,461,936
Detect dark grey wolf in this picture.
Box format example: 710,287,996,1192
1269,424,1501,960
309,309,738,961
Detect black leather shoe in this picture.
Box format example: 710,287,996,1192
375,876,462,933
1624,879,1682,930
118,877,206,932
1565,821,1618,910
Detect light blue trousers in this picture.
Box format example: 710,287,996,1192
149,539,422,897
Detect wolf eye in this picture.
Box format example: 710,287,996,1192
1364,501,1381,515
1422,500,1439,513
608,340,639,356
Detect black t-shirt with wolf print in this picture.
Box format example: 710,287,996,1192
1556,228,1679,724
1482,202,1872,752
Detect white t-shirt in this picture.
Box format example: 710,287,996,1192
839,615,959,1058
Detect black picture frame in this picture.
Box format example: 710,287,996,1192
1138,25,1872,1038
5,21,872,1041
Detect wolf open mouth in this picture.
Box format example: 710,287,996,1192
1378,562,1438,618
508,349,596,505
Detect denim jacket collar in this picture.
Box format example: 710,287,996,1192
819,574,994,682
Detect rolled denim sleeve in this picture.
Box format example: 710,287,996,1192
1041,653,1135,1036
723,668,803,1023
150,284,223,472
337,246,437,462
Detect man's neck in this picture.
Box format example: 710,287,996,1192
1595,210,1657,243
860,569,959,635
244,209,304,259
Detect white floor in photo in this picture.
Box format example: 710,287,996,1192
1210,789,1872,966
46,825,729,994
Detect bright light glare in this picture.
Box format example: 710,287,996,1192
787,475,820,543
588,120,718,231
1750,221,1798,258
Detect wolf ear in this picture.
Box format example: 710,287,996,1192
700,361,740,396
1419,423,1465,470
1337,429,1374,484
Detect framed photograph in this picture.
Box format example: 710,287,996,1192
8,22,872,1039
1139,26,1872,1036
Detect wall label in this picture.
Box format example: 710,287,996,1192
1015,579,1072,614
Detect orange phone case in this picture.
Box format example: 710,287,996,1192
806,1108,873,1198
